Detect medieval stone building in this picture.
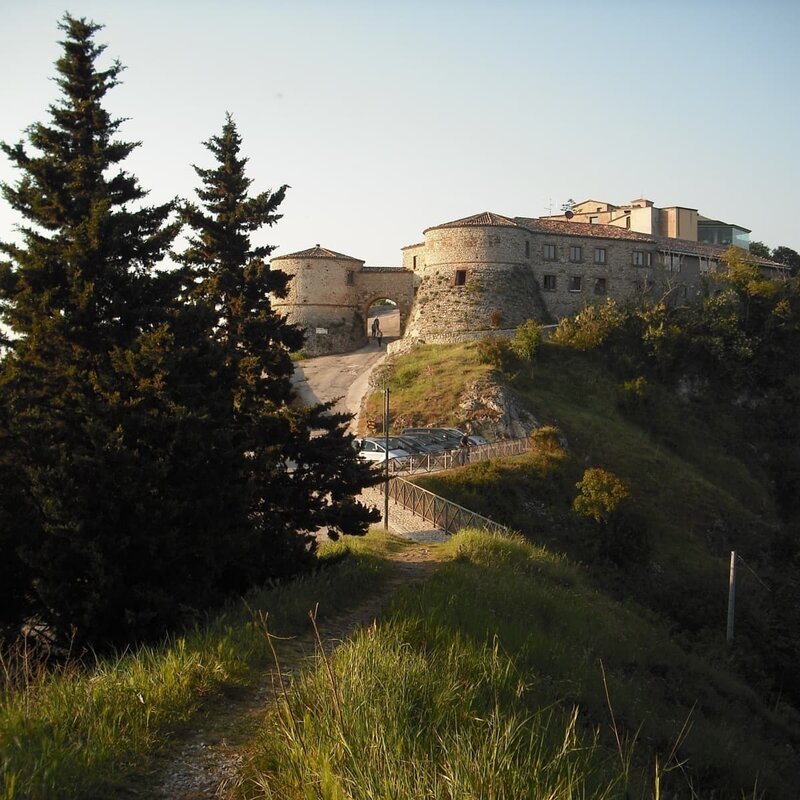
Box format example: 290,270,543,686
270,209,782,356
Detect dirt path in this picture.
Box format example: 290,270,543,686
130,541,440,799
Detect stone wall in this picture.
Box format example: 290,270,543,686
530,233,661,318
405,225,549,338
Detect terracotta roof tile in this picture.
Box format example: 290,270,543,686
424,211,520,233
514,217,655,242
272,245,364,263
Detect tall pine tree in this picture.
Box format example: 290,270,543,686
0,15,206,646
179,115,379,580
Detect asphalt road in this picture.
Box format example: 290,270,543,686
291,342,388,431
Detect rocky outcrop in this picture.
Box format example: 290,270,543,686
457,376,539,440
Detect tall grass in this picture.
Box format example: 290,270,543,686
0,532,392,800
244,619,631,799
242,530,799,799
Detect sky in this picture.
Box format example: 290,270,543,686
2,0,799,266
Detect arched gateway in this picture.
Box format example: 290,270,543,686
270,246,414,356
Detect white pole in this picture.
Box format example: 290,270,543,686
726,551,736,642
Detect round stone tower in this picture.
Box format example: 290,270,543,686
404,212,550,340
271,245,366,356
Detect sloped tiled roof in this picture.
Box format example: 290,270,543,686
272,245,363,262
424,211,520,233
514,217,656,242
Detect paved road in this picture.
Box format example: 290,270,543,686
291,342,389,431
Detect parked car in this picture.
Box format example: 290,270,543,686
399,431,458,453
393,436,439,455
352,437,412,462
402,427,488,446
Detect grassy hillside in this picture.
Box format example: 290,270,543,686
344,338,800,794
243,531,799,798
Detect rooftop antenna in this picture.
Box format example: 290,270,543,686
545,197,553,216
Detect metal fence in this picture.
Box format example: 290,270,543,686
386,436,530,477
387,477,512,536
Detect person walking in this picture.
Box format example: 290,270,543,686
459,431,470,465
372,318,382,346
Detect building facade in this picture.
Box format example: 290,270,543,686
270,211,782,355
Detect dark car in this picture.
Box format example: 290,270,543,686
403,427,486,446
399,431,458,453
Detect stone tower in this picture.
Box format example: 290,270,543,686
402,212,550,340
271,245,367,356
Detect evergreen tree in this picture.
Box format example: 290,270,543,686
179,116,378,580
0,15,195,646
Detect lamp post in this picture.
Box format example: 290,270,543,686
383,386,389,530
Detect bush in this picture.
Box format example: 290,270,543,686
551,300,626,351
512,319,542,363
476,336,519,373
573,467,629,524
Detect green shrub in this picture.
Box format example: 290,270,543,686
573,467,630,524
551,300,626,350
512,319,542,362
476,335,519,373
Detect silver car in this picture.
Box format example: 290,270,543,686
352,437,412,462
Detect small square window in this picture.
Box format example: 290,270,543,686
589,216,599,224
543,274,556,291
633,251,652,267
569,276,582,292
594,278,607,295
594,247,606,264
569,246,582,263
543,244,556,260
454,270,467,286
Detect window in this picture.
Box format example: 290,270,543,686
412,255,418,269
569,276,582,292
525,240,530,258
589,216,599,224
543,244,556,260
594,247,606,264
569,245,582,263
454,270,467,286
346,270,355,285
543,274,556,291
633,251,651,267
594,278,607,295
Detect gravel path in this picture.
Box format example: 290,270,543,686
132,540,440,799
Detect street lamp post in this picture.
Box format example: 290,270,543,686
383,387,389,530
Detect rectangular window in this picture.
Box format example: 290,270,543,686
542,274,556,291
412,255,418,269
594,247,606,264
594,277,607,295
454,270,467,286
569,276,582,292
525,240,530,258
346,270,355,285
633,251,651,266
569,245,582,263
589,216,599,224
543,244,556,260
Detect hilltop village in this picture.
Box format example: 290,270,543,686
270,197,783,356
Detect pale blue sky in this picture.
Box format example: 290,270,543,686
2,0,798,265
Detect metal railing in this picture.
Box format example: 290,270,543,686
386,435,530,477
387,477,512,537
